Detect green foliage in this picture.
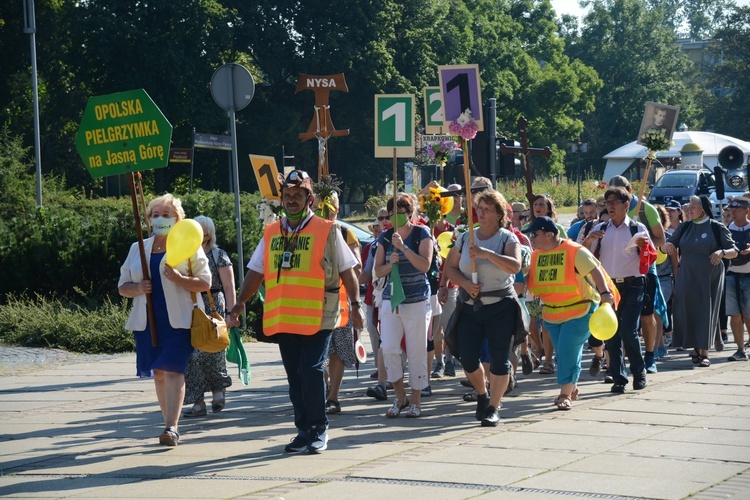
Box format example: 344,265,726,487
0,126,36,212
496,175,610,207
562,0,695,174
703,6,750,138
364,193,393,216
0,293,134,353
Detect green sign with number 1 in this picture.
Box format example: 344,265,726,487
374,94,415,158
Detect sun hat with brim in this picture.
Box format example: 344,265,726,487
277,170,314,193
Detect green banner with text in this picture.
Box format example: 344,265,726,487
75,89,173,178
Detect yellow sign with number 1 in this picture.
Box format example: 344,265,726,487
249,155,281,201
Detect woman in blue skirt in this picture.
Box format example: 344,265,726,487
118,194,211,446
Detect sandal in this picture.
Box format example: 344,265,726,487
211,392,225,413
325,399,341,414
691,350,701,365
183,402,207,418
386,398,410,418
555,395,572,411
699,356,711,367
539,362,555,374
159,427,180,446
553,387,579,406
463,382,490,402
463,389,478,402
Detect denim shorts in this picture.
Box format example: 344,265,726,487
725,273,750,316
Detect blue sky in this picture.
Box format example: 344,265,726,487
550,0,750,20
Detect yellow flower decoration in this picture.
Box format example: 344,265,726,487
419,186,454,225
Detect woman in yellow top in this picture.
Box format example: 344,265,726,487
523,216,615,410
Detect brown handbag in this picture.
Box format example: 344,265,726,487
188,261,229,353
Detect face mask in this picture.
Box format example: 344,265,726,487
287,209,309,221
151,216,176,236
691,210,706,222
390,212,408,227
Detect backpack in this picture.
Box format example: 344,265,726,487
592,219,640,260
729,225,750,267
383,226,441,294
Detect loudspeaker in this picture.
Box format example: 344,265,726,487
718,146,744,170
714,166,725,200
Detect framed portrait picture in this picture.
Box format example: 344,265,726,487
636,102,680,146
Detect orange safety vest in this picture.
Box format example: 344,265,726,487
527,239,596,323
262,216,335,336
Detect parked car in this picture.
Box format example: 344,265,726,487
647,167,743,218
336,220,374,251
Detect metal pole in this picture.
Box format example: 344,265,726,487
487,98,497,186
24,0,42,206
577,149,581,207
189,127,195,193
227,67,245,292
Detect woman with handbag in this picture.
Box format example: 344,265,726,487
443,190,525,427
183,216,238,418
118,194,211,446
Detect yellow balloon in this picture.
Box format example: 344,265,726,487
589,302,618,341
166,219,203,267
656,249,667,265
436,231,454,259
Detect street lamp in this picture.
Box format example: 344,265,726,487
571,138,587,206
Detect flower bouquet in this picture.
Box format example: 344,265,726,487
313,174,342,219
640,128,673,157
419,186,454,226
256,198,283,225
426,139,457,167
449,109,479,141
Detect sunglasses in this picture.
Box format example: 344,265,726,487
286,170,309,182
377,216,389,221
604,199,626,206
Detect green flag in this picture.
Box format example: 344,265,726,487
390,263,406,311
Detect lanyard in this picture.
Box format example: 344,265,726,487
276,212,314,282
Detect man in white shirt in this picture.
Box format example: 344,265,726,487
230,170,364,454
583,186,651,393
726,197,750,361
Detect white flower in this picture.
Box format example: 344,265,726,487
456,108,474,126
256,198,281,225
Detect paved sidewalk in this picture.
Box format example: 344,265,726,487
1,340,749,499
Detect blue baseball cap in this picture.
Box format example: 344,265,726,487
521,216,559,236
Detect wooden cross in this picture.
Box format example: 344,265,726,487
499,116,551,206
296,74,350,178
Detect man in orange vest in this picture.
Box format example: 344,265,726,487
524,216,616,410
230,170,364,454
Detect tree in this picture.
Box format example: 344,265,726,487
702,6,750,138
563,0,696,174
646,0,735,39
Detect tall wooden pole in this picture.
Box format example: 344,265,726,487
633,151,656,219
127,172,158,347
462,140,477,281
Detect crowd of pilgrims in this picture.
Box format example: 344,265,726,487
345,175,749,422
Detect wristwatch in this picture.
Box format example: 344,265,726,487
351,300,362,308
722,249,727,256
